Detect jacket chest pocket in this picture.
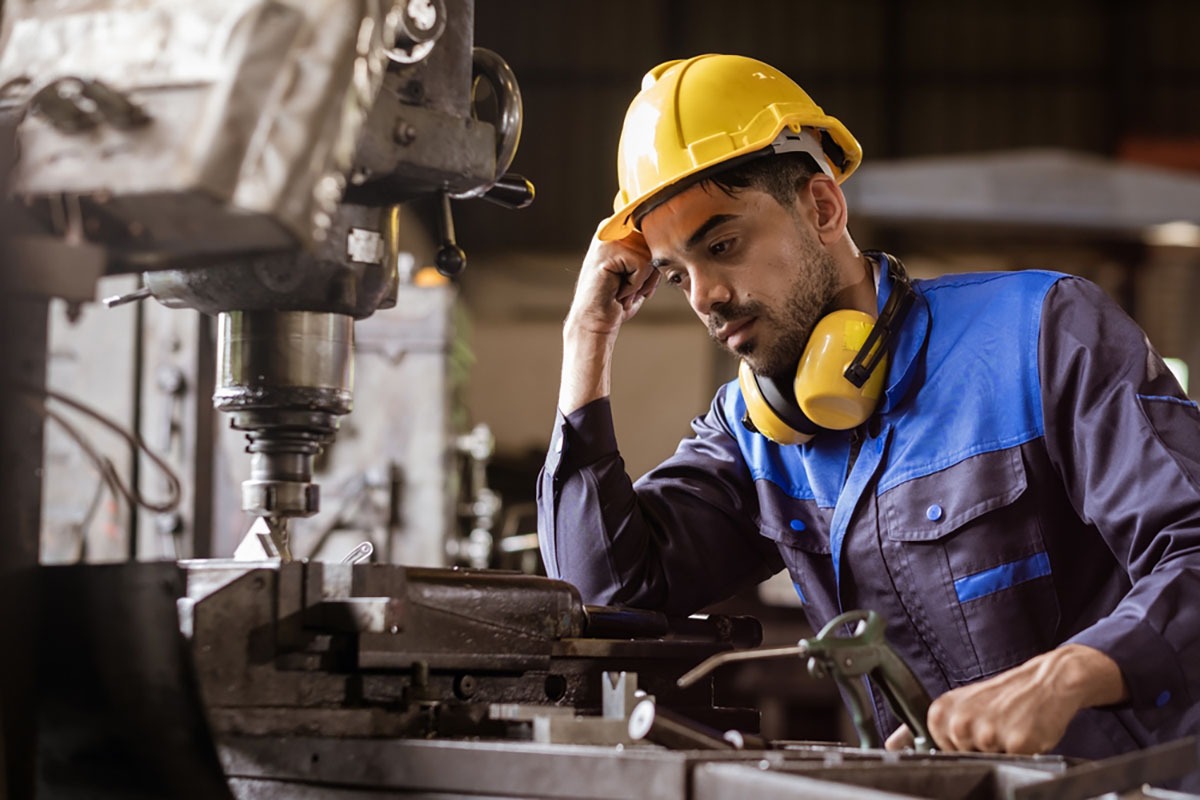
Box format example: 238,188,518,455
879,447,1061,682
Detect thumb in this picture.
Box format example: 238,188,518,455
885,724,914,751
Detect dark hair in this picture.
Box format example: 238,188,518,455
704,151,821,209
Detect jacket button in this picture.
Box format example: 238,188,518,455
926,504,943,521
1157,690,1172,707
790,519,806,532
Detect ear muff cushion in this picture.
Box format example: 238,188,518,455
738,360,817,446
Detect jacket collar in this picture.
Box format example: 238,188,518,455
873,253,929,414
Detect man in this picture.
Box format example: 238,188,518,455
537,54,1200,763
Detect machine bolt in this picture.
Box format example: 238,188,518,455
454,674,478,699
156,511,184,536
392,119,417,145
543,674,567,701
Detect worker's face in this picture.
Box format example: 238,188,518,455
640,183,839,377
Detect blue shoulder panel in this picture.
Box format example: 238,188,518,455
878,270,1063,493
718,270,1067,502
721,386,845,506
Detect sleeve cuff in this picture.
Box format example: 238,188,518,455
1068,615,1192,727
555,397,619,470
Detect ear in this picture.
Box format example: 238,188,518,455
806,174,849,247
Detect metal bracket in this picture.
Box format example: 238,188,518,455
488,671,643,746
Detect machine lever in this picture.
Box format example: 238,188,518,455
678,609,934,752
102,285,152,308
481,173,535,210
341,541,374,565
434,192,466,278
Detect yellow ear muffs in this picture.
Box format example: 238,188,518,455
737,251,914,446
794,310,888,430
737,310,890,446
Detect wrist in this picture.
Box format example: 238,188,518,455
563,312,621,346
1043,644,1128,709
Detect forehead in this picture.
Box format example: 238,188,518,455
640,183,764,248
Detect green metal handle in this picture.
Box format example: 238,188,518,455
799,610,934,751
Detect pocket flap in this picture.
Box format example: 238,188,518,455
882,448,1027,542
756,513,832,554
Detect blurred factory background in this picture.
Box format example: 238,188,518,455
458,0,1200,488
7,0,1200,790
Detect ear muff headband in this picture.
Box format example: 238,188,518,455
845,252,915,388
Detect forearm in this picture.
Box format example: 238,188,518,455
558,327,617,416
557,226,658,415
1036,643,1128,708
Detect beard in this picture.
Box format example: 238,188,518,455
707,241,840,378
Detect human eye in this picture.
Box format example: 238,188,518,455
665,270,686,287
709,237,736,258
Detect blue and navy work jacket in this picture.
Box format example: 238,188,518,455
538,267,1200,762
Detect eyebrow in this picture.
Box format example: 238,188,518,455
650,214,738,270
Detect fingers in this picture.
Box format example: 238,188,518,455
608,234,654,295
925,671,1072,755
617,264,660,309
884,724,913,751
929,692,1003,752
571,226,657,332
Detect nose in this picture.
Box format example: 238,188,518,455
688,267,732,316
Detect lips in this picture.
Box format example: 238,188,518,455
718,317,755,350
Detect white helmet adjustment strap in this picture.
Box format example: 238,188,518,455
770,128,835,178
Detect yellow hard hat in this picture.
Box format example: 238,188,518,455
598,54,862,242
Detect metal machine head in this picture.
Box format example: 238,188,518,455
1,0,530,551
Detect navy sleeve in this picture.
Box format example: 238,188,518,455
1039,276,1200,731
536,389,783,616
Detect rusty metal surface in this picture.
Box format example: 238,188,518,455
26,560,1200,799
1011,737,1200,800
175,561,755,741
694,760,1039,800
220,736,694,799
